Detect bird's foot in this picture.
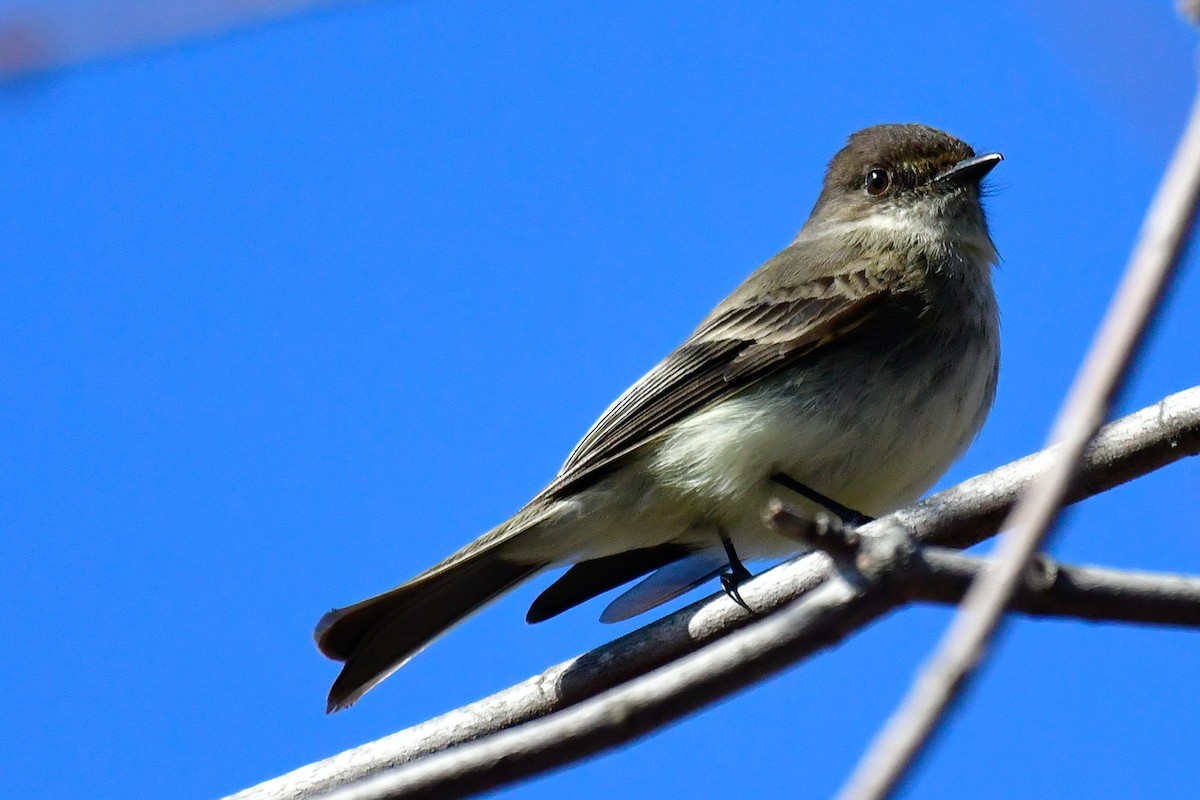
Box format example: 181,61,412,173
718,534,755,614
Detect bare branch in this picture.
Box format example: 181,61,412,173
764,505,1200,630
836,86,1200,800
765,501,862,562
227,388,1200,800
310,518,1200,800
910,550,1200,628
319,572,893,800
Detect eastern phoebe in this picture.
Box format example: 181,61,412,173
316,123,1003,711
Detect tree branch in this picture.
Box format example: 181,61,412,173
309,509,1200,800
226,388,1200,800
909,550,1200,628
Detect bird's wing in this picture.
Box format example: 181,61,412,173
598,552,730,623
542,264,892,499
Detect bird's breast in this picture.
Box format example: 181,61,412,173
646,296,998,553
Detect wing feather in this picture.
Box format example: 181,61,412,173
542,261,892,498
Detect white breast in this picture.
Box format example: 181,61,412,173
641,344,993,557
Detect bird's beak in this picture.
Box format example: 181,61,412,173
933,152,1003,186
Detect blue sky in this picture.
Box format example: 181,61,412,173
3,2,1199,798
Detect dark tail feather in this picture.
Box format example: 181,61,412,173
316,555,543,712
525,543,690,624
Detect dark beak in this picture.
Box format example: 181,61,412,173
933,152,1003,186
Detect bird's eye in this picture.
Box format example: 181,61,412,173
865,167,891,196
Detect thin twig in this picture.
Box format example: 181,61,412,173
226,388,1200,800
835,91,1200,800
311,519,1200,800
909,549,1200,628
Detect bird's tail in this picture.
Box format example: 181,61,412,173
315,547,544,712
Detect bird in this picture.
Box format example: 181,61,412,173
315,123,1003,712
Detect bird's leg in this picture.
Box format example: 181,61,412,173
718,532,754,614
769,472,875,527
